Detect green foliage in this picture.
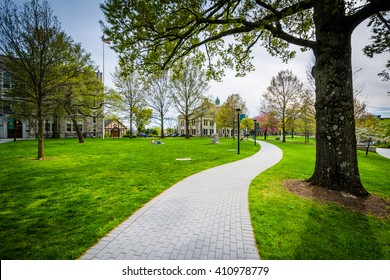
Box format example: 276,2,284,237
0,0,102,157
100,1,389,78
171,58,209,137
356,115,389,143
249,137,390,259
133,107,153,135
0,138,259,259
99,0,316,77
262,70,304,141
216,93,247,133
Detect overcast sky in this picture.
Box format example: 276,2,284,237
15,0,389,118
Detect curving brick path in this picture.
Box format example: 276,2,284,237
80,140,283,260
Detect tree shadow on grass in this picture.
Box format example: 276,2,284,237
284,180,389,259
292,206,386,259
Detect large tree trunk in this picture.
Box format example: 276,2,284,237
129,108,134,139
37,107,44,160
281,114,286,143
52,116,60,138
160,112,165,138
308,0,369,197
70,116,84,144
185,115,190,138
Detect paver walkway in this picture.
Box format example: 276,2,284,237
376,148,390,159
80,140,283,260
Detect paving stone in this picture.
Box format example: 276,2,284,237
78,141,282,260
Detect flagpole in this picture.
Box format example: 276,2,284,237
101,36,111,140
102,35,105,139
102,36,105,139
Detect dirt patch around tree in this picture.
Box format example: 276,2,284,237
284,180,390,219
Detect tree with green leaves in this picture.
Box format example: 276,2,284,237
262,70,303,142
133,107,153,137
241,117,254,137
0,0,84,159
298,89,315,143
144,72,174,138
216,93,247,139
57,61,104,144
112,67,145,137
101,0,390,196
171,58,209,138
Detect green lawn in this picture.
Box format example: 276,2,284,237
249,137,390,259
0,137,259,259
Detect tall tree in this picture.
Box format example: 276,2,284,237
216,93,247,139
171,58,209,138
262,70,303,142
133,106,153,137
58,61,104,144
100,0,390,197
145,72,173,138
112,67,144,138
0,0,78,159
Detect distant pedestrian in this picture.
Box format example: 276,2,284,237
151,139,155,144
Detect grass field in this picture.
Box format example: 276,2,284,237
0,137,259,259
1,136,389,260
249,137,390,259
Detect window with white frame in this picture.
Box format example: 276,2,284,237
66,119,83,132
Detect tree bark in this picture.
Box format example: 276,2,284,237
37,104,44,160
70,116,84,144
160,111,165,138
281,113,286,142
308,0,369,197
129,107,134,139
185,117,190,138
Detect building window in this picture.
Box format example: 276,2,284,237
66,119,83,132
77,119,83,132
67,121,72,132
45,121,51,132
204,120,208,126
2,71,16,89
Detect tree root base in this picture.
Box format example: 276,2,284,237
284,179,389,219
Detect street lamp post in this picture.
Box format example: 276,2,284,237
253,118,257,146
236,108,241,154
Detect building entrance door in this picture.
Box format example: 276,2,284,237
7,119,23,138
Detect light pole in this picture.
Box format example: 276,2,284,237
253,118,257,146
236,108,241,154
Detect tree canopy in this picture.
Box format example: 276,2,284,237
100,0,389,77
0,0,99,159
